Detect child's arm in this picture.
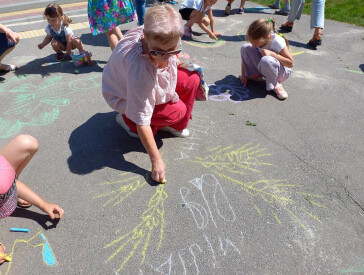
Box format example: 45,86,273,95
65,33,73,55
240,60,247,86
16,180,64,219
38,35,52,49
260,46,294,68
207,9,221,37
197,20,217,40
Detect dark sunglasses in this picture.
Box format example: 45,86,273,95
149,48,182,57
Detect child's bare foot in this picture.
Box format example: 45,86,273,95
17,198,32,208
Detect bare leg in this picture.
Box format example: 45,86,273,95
0,242,6,264
225,0,235,15
71,37,85,52
0,135,38,177
201,16,210,27
0,135,38,206
106,27,123,51
239,0,246,9
186,10,203,28
51,39,66,53
0,36,19,70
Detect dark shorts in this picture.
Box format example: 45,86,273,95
0,32,16,57
179,8,195,21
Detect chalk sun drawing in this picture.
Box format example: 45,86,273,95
0,231,57,275
95,171,167,273
190,144,327,230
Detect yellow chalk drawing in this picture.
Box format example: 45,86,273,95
104,185,167,272
191,144,327,230
0,231,56,275
302,208,322,223
285,208,306,230
271,210,282,225
254,204,262,216
93,171,147,207
95,170,168,273
191,144,273,174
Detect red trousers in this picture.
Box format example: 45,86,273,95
123,67,200,136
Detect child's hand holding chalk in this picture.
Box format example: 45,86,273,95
41,202,64,219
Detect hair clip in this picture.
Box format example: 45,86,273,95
267,18,272,22
278,33,283,37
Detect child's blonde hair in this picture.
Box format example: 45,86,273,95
246,18,289,49
143,4,183,43
44,3,72,26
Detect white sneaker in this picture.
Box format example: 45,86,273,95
116,114,139,138
161,126,190,138
274,84,288,100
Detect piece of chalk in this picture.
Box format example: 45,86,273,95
5,255,12,262
10,228,29,232
161,179,166,184
74,70,79,74
0,253,12,262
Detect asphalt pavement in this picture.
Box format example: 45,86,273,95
0,1,364,274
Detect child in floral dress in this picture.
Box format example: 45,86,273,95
88,0,136,50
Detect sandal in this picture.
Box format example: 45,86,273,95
17,198,32,208
55,52,64,62
280,22,293,32
0,63,18,72
308,33,322,48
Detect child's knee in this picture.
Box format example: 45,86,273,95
240,43,254,58
202,16,210,26
16,135,39,154
260,55,278,67
51,39,62,49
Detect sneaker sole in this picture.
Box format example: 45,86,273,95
116,114,139,138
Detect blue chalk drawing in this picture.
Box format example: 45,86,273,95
40,233,56,266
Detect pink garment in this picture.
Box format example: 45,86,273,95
0,155,18,219
123,67,200,136
102,26,180,126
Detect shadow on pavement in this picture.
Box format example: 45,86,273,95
14,54,104,77
79,32,109,48
209,74,268,102
79,27,133,48
67,112,163,179
359,64,364,72
10,208,60,230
